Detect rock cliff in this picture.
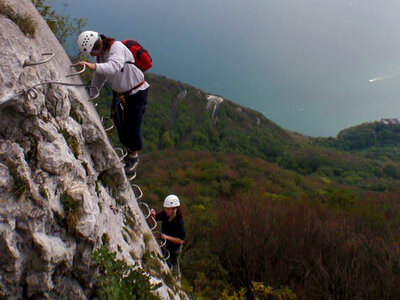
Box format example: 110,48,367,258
0,0,184,298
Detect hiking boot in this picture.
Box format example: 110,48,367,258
126,170,137,181
124,154,139,173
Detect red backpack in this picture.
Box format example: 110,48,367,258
122,39,153,72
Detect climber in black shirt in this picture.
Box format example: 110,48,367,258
151,195,185,270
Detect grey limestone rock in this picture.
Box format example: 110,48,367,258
0,0,186,299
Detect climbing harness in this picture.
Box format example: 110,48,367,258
23,52,55,67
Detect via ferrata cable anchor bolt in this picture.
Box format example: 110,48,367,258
24,87,38,101
23,52,55,67
66,63,86,78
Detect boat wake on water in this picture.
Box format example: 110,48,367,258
369,73,396,83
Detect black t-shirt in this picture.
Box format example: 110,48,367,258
155,211,185,252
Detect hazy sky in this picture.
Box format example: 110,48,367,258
55,0,400,136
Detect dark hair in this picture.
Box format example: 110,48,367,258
176,206,183,218
99,34,115,53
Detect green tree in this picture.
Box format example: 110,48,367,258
32,0,86,53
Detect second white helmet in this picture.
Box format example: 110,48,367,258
77,31,99,53
163,195,180,208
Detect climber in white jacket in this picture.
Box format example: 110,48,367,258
77,31,149,181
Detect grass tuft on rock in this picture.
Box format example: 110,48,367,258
0,1,36,38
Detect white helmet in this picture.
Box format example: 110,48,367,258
77,31,99,53
163,194,180,208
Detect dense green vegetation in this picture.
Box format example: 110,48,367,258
32,0,86,52
91,246,161,299
137,151,400,299
316,122,400,164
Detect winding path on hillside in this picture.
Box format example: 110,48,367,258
169,87,187,131
180,94,224,146
206,95,224,126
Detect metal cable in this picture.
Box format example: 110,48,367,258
1,81,98,108
1,87,39,106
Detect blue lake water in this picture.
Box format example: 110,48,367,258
54,0,400,137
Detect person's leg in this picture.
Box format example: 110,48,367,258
123,88,148,175
112,91,126,146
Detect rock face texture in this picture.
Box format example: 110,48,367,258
0,1,183,298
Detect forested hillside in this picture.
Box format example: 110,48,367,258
136,151,399,299
316,122,400,163
95,73,400,191
94,73,400,299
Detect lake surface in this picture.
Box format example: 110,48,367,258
55,0,400,137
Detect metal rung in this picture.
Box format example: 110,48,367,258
147,216,157,231
157,235,167,247
87,85,100,101
24,52,55,66
66,64,86,77
101,116,114,132
138,202,150,218
131,184,143,200
162,248,170,261
113,147,127,162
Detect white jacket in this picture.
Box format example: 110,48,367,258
91,41,149,95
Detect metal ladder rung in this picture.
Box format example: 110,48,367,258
113,147,127,162
102,116,114,132
24,52,55,67
147,216,157,231
138,202,151,219
131,184,144,200
87,85,100,101
66,63,86,78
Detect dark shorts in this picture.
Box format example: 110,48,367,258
113,88,148,152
